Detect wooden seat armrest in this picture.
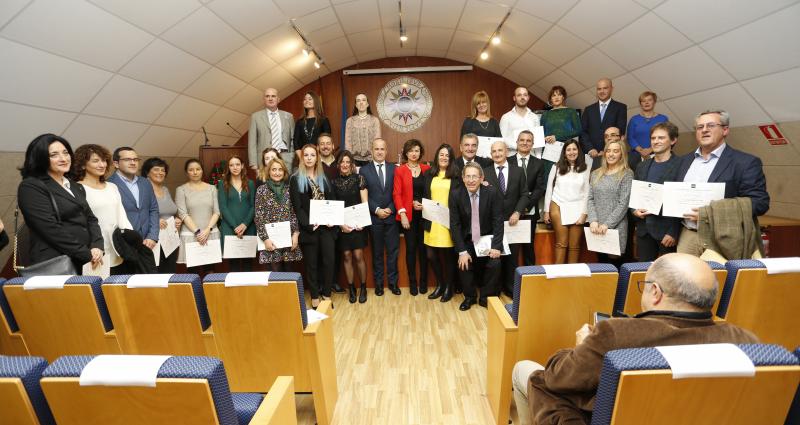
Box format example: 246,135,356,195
249,376,297,425
487,296,519,425
202,325,219,357
302,300,333,335
302,300,338,425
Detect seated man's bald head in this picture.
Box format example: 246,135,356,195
641,253,718,313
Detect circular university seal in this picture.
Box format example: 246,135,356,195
376,76,433,133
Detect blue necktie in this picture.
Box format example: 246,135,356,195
600,103,607,121
498,166,506,194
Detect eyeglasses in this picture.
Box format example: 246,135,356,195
694,123,725,131
636,280,655,293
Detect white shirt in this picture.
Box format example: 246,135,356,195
58,177,75,197
516,154,531,169
499,106,541,158
493,161,509,180
682,142,727,229
82,182,133,267
543,165,591,214
373,161,386,187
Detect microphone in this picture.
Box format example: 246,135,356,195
226,122,242,137
201,126,210,146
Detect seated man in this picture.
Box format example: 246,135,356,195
512,253,759,425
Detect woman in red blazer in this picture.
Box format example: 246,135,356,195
393,139,430,296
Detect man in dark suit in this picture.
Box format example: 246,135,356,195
483,140,529,296
108,147,159,274
675,109,769,256
509,130,546,266
450,163,504,310
455,133,492,171
632,121,682,261
359,138,400,295
580,78,627,169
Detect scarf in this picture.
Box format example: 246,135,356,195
267,180,286,204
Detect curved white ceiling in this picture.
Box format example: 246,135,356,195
1,0,798,157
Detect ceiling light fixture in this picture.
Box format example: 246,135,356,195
477,11,510,63
290,19,324,69
491,34,501,45
398,1,407,47
480,51,489,60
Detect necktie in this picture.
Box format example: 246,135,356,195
600,103,607,121
471,192,481,244
498,165,506,193
269,112,282,149
377,164,384,190
521,157,528,181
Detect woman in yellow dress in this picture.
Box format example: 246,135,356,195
423,144,461,302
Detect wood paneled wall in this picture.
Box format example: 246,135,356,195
236,57,545,163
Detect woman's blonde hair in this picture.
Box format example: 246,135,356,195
592,139,630,185
265,158,289,182
470,90,492,119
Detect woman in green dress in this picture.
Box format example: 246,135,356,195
217,155,256,272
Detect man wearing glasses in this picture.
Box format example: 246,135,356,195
108,147,160,272
675,110,769,256
511,253,758,425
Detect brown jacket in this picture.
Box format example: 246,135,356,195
698,197,762,261
529,311,759,424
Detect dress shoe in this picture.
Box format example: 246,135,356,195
390,285,401,295
419,283,428,294
427,284,443,299
502,288,514,298
460,297,477,311
348,284,357,304
478,297,488,308
409,284,418,296
333,283,346,293
375,286,384,296
358,284,367,303
440,285,453,302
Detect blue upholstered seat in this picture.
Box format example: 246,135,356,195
787,348,800,425
5,276,113,331
718,259,766,318
204,272,308,328
591,344,799,425
0,278,20,332
0,355,55,425
43,355,264,425
103,274,211,330
510,264,618,325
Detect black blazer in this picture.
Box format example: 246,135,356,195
358,161,396,225
580,99,628,154
422,168,462,232
482,162,529,219
454,156,492,172
449,185,504,254
633,155,682,241
509,154,546,220
289,174,336,234
17,176,103,267
675,144,770,217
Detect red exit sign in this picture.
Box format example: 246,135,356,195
758,124,789,146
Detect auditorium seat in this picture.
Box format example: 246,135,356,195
487,264,618,425
592,344,800,424
785,348,800,425
613,261,726,317
0,278,29,355
102,274,217,356
40,355,296,425
202,272,337,425
717,259,800,349
0,355,54,425
2,276,119,361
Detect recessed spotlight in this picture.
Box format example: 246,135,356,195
480,51,489,60
491,35,501,45
400,34,408,42
314,61,320,69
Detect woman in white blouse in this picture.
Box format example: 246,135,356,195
542,140,590,264
73,144,132,273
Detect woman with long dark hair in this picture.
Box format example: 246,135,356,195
217,155,256,272
331,150,369,303
393,139,430,296
423,143,460,302
293,91,331,153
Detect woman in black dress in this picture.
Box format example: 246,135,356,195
459,90,502,138
331,150,369,303
292,91,332,151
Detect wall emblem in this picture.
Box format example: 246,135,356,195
376,76,433,133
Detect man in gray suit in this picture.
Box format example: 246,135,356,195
248,87,295,172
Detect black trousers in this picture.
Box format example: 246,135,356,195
300,227,336,298
402,212,427,288
636,233,676,262
597,253,624,268
227,257,253,272
459,248,501,298
157,248,178,273
370,221,400,289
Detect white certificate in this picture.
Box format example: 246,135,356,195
662,182,726,218
264,221,292,249
504,219,531,244
558,201,584,226
185,239,222,268
309,199,345,226
629,180,664,213
344,202,372,229
158,217,181,258
223,235,258,259
474,234,511,257
422,198,450,229
542,141,564,163
584,154,594,170
82,254,111,279
583,228,621,256
477,136,504,158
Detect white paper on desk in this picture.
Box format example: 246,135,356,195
512,126,546,149
558,201,584,226
477,136,504,158
422,198,450,229
629,180,664,213
474,234,511,257
158,217,181,258
542,263,591,279
224,271,271,287
223,235,258,259
656,343,755,379
152,242,160,267
662,182,725,218
185,239,222,268
583,227,621,256
23,275,71,290
504,219,532,244
309,199,345,226
82,254,110,279
344,202,372,229
127,274,172,288
307,309,329,325
542,141,564,163
264,221,292,249
80,355,172,387
758,257,800,274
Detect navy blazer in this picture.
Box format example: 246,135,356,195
509,154,546,220
359,161,397,225
633,155,682,241
482,162,529,219
676,144,770,217
580,99,628,154
107,173,160,241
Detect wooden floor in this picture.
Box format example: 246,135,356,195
294,290,520,425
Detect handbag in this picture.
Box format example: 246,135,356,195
13,185,78,277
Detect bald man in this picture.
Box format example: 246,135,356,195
512,253,759,425
248,88,295,172
581,78,627,170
